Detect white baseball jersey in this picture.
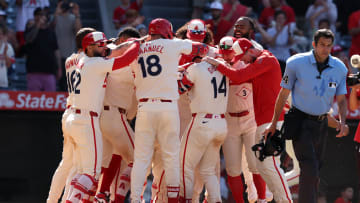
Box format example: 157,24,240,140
103,61,136,110
185,61,229,114
133,38,193,100
65,52,85,107
71,56,121,113
226,60,254,113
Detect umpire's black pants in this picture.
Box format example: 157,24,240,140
292,118,328,203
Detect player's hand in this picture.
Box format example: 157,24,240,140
203,56,220,67
263,123,277,140
336,123,348,138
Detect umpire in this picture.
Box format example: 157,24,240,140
264,29,348,203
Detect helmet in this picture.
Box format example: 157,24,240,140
148,18,173,39
82,31,108,50
186,19,206,42
252,130,285,162
219,36,236,55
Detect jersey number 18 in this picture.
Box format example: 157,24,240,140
138,55,162,78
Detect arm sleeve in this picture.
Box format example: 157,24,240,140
112,42,140,71
336,67,348,96
6,44,15,62
216,56,275,83
177,39,193,55
280,59,296,90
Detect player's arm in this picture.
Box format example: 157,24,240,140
336,94,348,138
189,42,209,57
177,63,195,94
108,36,147,58
111,41,140,71
203,56,273,83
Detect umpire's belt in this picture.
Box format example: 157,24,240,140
139,98,172,103
228,110,249,117
292,107,327,121
103,105,126,114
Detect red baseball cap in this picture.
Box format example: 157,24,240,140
232,38,253,58
218,36,236,55
82,31,108,50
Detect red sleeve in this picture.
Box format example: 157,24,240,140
216,56,276,83
348,12,357,30
189,42,209,57
112,42,140,71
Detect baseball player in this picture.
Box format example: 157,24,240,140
149,20,216,203
216,36,267,203
64,31,140,203
204,38,293,203
95,27,141,203
46,27,96,203
130,18,208,203
178,50,229,203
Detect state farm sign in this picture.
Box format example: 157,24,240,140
0,91,67,111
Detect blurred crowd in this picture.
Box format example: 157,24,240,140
0,0,359,95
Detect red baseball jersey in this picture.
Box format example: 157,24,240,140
216,50,285,126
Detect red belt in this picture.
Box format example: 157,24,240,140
139,98,172,103
192,113,225,119
229,110,249,117
74,108,98,117
103,105,126,114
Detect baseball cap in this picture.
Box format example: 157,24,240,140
187,19,206,41
219,36,236,55
232,38,253,58
82,31,108,50
209,1,223,10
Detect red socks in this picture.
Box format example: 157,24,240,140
227,175,244,203
252,174,266,199
99,154,122,193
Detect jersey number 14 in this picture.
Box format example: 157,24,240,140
211,76,227,98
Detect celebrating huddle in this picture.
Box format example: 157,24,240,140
46,16,348,203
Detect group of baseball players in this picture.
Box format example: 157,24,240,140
45,16,348,203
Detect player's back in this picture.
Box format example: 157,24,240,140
133,38,192,100
187,61,229,114
65,52,85,107
72,56,114,113
103,61,136,110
